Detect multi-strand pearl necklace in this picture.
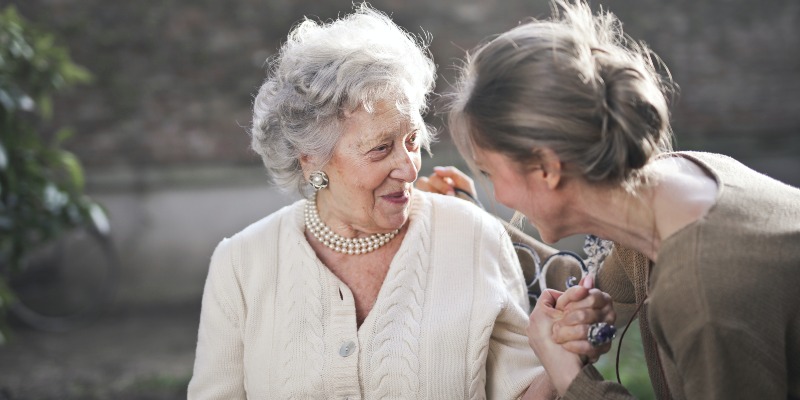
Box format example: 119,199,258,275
304,192,400,255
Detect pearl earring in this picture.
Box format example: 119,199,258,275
309,170,329,190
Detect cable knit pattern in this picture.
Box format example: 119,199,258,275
468,321,493,400
369,193,430,397
276,248,325,398
188,191,546,399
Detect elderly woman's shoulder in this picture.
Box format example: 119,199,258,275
422,190,485,214
420,191,506,231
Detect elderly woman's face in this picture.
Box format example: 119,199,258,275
315,100,422,235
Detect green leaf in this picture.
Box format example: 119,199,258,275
9,37,33,60
57,149,84,190
61,63,92,85
54,127,74,145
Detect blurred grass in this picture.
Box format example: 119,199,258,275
595,318,655,400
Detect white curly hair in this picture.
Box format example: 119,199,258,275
251,3,436,195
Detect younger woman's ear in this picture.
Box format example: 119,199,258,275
538,147,562,190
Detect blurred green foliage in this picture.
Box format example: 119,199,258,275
0,5,106,343
595,318,656,400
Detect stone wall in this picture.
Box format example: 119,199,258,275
12,0,800,177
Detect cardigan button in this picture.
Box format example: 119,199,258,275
339,340,356,357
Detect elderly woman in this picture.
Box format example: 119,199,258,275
187,5,564,399
440,1,800,399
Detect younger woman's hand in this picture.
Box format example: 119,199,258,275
551,275,616,363
416,166,476,199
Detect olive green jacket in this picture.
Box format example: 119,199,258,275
564,152,800,400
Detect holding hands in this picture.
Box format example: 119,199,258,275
528,275,616,395
551,275,616,362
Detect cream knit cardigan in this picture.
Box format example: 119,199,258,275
188,191,545,399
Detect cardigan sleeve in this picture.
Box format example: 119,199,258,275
485,233,554,399
187,238,247,399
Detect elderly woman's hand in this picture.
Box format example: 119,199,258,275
551,275,616,363
416,166,476,198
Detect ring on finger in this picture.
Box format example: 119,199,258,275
587,322,616,347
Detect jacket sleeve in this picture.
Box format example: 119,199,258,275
660,318,788,399
596,246,639,326
187,238,247,399
649,279,790,400
561,365,636,399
